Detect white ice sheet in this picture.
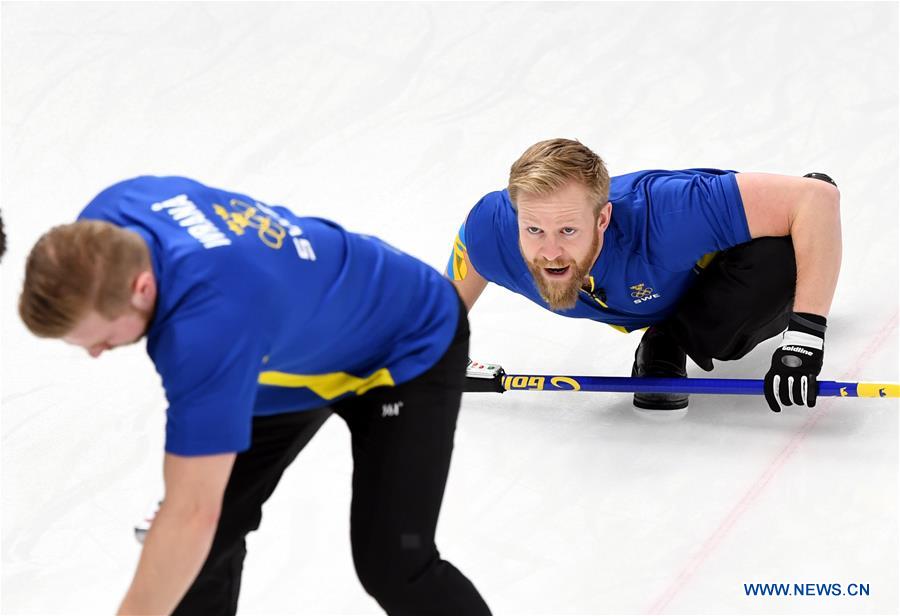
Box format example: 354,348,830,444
1,2,897,614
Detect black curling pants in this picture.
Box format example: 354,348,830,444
173,300,491,615
659,236,797,369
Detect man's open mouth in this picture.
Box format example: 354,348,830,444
544,265,570,277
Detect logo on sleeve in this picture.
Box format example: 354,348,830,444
630,283,660,304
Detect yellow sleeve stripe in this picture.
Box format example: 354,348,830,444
451,234,468,281
259,368,395,399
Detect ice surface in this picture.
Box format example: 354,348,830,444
1,3,897,614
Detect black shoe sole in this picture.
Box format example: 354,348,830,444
633,393,689,411
631,362,689,410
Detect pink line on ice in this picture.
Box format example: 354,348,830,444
646,309,899,615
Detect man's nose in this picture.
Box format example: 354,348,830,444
539,237,563,262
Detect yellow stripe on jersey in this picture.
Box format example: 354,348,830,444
258,367,395,399
695,251,718,270
583,276,607,307
451,234,468,281
582,275,629,333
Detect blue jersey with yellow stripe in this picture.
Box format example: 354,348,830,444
447,169,751,332
79,176,459,456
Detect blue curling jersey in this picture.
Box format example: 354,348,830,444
79,176,460,456
448,169,751,332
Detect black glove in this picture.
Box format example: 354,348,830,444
764,312,827,412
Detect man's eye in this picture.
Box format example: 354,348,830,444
561,228,576,236
526,227,542,235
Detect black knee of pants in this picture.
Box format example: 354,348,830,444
662,236,796,366
334,296,490,615
354,549,480,616
347,501,490,616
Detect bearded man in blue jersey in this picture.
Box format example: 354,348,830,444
19,177,491,615
447,138,841,413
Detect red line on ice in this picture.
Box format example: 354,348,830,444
645,310,899,614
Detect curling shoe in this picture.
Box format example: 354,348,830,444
631,326,689,412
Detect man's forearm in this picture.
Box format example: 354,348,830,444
789,192,842,316
117,502,219,615
449,275,486,312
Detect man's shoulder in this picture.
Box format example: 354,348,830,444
464,188,518,249
147,274,258,369
608,168,738,225
607,167,746,270
79,176,209,220
610,168,737,199
460,189,528,287
467,188,514,222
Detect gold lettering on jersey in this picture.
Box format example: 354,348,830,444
212,199,286,249
629,282,661,304
213,204,248,236
213,198,316,261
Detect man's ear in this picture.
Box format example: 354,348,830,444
597,201,613,232
131,270,156,312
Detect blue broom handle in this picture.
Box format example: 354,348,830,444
495,375,898,398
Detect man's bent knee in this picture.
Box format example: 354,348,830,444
354,554,429,611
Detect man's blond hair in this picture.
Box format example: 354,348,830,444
19,220,150,338
508,138,610,214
